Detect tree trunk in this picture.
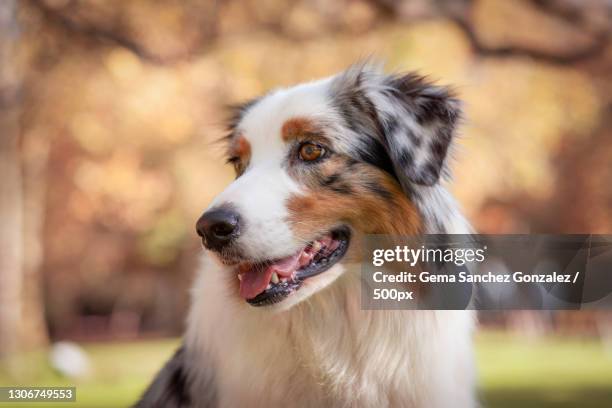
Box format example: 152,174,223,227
0,0,24,359
0,0,47,360
20,126,50,351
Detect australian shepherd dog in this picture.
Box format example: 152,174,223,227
136,63,476,408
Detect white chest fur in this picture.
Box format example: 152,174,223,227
186,256,476,408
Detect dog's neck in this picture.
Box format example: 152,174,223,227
412,184,472,234
186,260,475,407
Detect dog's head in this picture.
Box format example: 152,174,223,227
196,64,461,308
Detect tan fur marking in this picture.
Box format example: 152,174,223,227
281,117,320,141
287,163,423,297
287,166,422,239
227,134,251,175
233,135,251,159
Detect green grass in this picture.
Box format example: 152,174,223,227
0,339,179,408
1,332,612,407
476,332,612,408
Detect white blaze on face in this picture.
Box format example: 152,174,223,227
209,163,300,260
209,78,335,260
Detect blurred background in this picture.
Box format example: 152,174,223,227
0,0,611,407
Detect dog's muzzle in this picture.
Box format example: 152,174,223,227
196,205,241,251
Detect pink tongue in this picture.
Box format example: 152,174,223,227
239,253,301,299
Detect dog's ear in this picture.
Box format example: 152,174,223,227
375,73,461,186
332,66,461,187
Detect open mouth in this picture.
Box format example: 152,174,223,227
237,227,351,307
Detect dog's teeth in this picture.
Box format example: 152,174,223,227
271,272,280,284
312,241,322,252
237,274,243,281
266,284,272,290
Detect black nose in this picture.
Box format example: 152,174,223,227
196,207,241,251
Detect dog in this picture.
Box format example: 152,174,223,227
136,63,476,408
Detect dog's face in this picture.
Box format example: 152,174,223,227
196,65,461,309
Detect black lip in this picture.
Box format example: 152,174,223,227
246,227,351,307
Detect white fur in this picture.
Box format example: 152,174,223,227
209,78,338,261
186,256,476,407
186,69,477,407
209,164,301,260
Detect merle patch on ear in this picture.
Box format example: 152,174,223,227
379,73,461,186
331,65,461,188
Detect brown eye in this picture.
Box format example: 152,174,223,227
298,143,324,162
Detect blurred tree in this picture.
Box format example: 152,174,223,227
369,0,612,233
0,0,25,359
4,0,609,340
29,0,221,65
370,0,610,64
0,0,49,360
